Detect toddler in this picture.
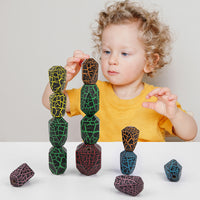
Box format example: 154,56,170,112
42,0,197,142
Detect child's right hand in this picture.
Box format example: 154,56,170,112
64,50,90,83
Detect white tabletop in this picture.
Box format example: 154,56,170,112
0,142,200,200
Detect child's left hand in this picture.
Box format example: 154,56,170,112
142,87,178,120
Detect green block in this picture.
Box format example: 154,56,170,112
48,117,68,147
81,115,99,144
49,93,66,117
49,146,67,175
81,84,99,116
48,66,66,93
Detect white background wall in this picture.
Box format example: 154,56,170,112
0,0,199,142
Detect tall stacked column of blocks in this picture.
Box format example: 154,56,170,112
48,66,68,175
76,58,101,176
120,126,139,175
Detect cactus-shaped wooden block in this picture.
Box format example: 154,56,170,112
122,126,139,152
82,58,98,85
81,115,99,144
120,150,137,175
76,143,101,176
164,159,182,182
49,66,66,93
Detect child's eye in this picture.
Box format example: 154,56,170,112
122,52,129,56
103,50,111,54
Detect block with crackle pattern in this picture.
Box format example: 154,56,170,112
10,163,34,187
164,159,182,182
81,84,99,116
49,93,66,117
76,143,101,176
81,115,99,144
120,150,137,175
49,117,68,147
48,66,66,93
114,175,144,196
82,58,98,85
122,126,139,152
49,146,67,175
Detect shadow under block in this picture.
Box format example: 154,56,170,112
81,115,99,144
82,58,98,85
49,117,68,147
49,93,66,117
120,150,137,175
164,159,182,182
10,163,35,187
49,146,67,175
81,84,99,116
48,66,66,93
114,175,144,196
122,126,139,152
76,143,101,176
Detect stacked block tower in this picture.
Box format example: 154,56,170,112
120,126,139,175
48,66,68,175
76,58,101,176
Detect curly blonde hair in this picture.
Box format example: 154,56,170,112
92,0,172,77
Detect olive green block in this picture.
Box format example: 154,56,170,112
81,115,99,144
49,146,67,175
48,66,66,93
48,117,68,147
49,93,66,117
81,84,99,116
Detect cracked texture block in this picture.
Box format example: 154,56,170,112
81,84,99,116
114,175,144,196
76,143,101,176
164,159,182,182
48,66,66,93
49,117,68,147
120,150,137,175
10,163,34,187
81,115,99,144
122,126,139,152
82,58,98,85
49,93,66,117
49,146,67,175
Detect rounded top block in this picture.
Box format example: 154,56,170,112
122,126,139,152
48,66,66,93
82,58,99,84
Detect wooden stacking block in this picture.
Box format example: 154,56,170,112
10,163,34,187
48,66,66,93
122,126,139,152
76,143,101,176
82,58,98,85
114,175,144,196
49,146,67,175
120,150,137,175
49,93,66,117
81,84,99,116
48,117,68,147
164,159,182,182
81,115,99,144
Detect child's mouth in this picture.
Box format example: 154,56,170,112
108,70,119,75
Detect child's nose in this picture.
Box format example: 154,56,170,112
108,54,118,66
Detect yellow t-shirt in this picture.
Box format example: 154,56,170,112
66,80,184,142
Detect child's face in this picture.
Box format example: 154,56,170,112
101,22,148,86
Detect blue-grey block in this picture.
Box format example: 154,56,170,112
120,150,137,175
164,159,182,182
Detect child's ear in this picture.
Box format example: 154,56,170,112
144,53,160,73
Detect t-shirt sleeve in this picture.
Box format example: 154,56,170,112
158,102,186,136
65,87,82,117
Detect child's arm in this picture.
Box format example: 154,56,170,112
142,87,198,141
42,50,90,112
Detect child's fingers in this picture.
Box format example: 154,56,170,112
142,102,156,110
146,87,170,99
66,57,81,65
168,94,177,101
